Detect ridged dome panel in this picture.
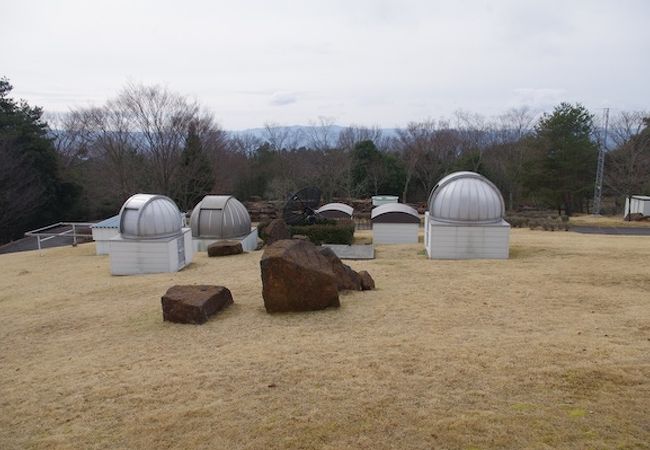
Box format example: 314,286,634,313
190,195,251,239
428,172,505,223
371,203,420,223
316,202,354,217
119,194,183,239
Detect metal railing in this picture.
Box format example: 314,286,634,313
24,222,96,254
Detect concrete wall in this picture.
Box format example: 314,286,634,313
372,223,419,244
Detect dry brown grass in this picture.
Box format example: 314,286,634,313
570,214,650,228
0,229,649,450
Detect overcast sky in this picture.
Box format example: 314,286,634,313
2,0,648,129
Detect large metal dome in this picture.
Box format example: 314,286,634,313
119,194,183,239
190,195,251,239
428,171,505,224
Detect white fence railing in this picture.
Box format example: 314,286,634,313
24,222,96,254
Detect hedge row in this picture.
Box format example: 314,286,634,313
289,220,355,245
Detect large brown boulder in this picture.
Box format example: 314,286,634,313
161,285,234,324
207,240,243,257
263,219,291,244
318,247,362,291
358,271,375,290
260,239,340,313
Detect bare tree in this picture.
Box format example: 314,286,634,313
117,83,199,195
605,111,650,217
263,122,303,150
305,116,337,151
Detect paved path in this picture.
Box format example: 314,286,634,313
572,226,650,236
0,236,93,255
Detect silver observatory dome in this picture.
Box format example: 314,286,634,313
190,195,251,239
118,194,183,239
428,172,505,224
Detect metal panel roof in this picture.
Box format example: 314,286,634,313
91,215,120,229
371,203,419,220
316,202,354,216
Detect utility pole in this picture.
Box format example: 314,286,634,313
592,108,609,215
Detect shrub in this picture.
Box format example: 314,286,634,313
289,220,355,245
257,220,271,242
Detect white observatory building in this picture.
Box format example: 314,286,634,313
108,194,193,275
371,203,420,244
424,172,510,259
190,195,258,252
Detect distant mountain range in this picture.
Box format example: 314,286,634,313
228,125,400,147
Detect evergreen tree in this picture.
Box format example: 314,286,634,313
174,121,215,210
524,103,598,215
0,77,81,243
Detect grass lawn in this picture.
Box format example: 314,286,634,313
0,229,648,449
570,214,650,228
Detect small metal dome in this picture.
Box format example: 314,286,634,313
190,195,251,239
371,203,420,223
316,202,354,219
119,194,183,239
428,171,505,224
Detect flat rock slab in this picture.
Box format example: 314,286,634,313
321,244,375,260
162,285,233,324
208,240,243,257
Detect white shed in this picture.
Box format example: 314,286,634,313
371,203,420,244
624,195,650,217
425,171,509,259
190,195,258,252
372,195,399,207
109,194,193,275
91,215,119,255
316,202,354,220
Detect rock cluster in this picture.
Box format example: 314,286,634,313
260,239,375,313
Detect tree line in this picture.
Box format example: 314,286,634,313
1,77,649,244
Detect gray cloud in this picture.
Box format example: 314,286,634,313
269,92,298,106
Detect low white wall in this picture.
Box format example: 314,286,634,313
92,228,119,255
372,223,419,244
193,228,259,252
426,221,510,259
109,229,193,275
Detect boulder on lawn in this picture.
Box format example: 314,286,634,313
264,219,291,244
318,247,362,291
260,239,340,313
208,240,243,257
161,285,234,324
358,270,375,290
